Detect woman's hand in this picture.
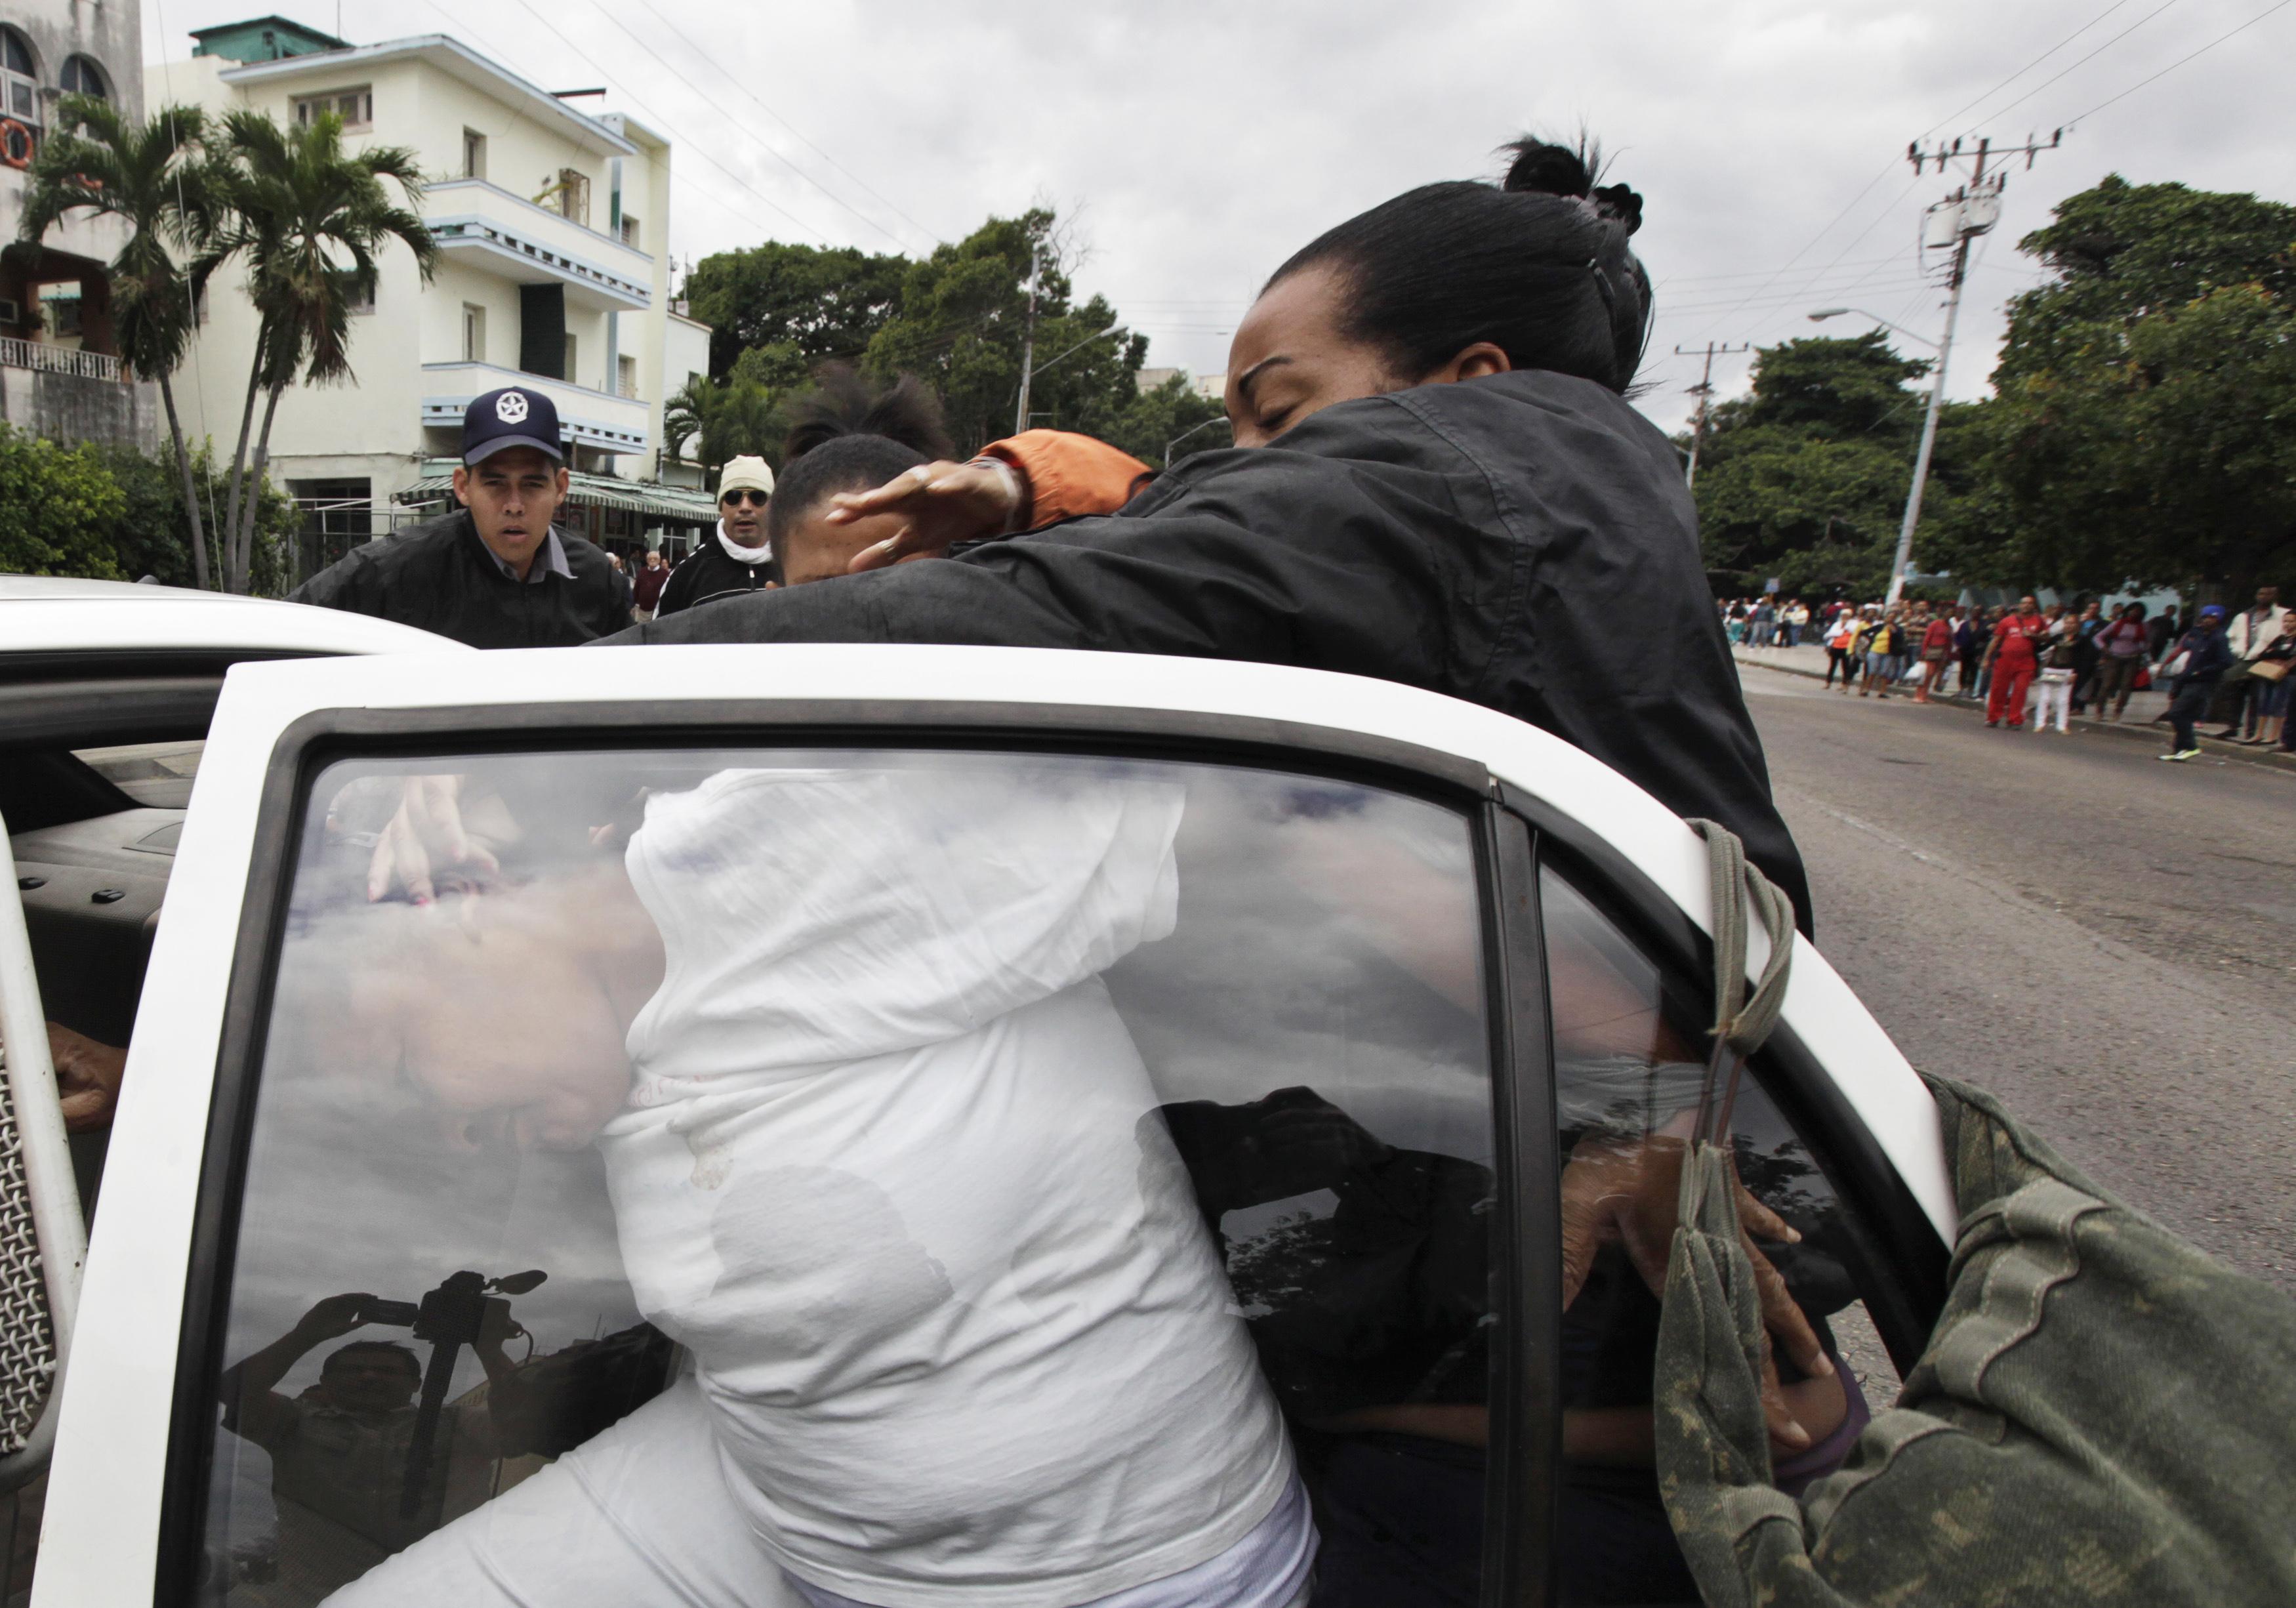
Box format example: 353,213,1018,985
1559,1129,1834,1452
833,458,1022,573
367,774,499,905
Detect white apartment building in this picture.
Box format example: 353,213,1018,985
154,18,714,575
0,0,157,449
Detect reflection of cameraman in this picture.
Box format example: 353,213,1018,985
219,1293,514,1594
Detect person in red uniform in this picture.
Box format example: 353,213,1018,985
1980,594,2047,728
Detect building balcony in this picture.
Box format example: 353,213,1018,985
420,361,650,455
0,336,123,383
423,178,653,312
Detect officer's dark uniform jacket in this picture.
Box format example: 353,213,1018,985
611,370,1813,930
656,530,773,616
289,508,630,649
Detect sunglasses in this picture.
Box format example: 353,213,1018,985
720,489,768,508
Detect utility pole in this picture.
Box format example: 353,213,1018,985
1674,341,1750,487
1886,130,2062,606
1013,239,1044,436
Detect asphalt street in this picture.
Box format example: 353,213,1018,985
1742,663,2296,1291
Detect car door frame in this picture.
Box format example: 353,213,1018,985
149,695,1571,1608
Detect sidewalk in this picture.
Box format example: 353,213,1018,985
1731,642,2296,773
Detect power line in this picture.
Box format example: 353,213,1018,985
1977,0,2187,126
2059,0,2295,124
1676,0,2167,344
628,0,943,249
573,0,926,253
403,0,818,260
1919,0,2134,136
504,0,844,247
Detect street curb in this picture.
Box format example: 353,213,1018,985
1732,651,2296,776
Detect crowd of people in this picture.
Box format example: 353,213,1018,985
1726,590,2296,761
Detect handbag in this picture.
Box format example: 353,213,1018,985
2249,657,2289,683
2162,650,2192,680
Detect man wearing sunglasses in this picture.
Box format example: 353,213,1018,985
657,456,777,617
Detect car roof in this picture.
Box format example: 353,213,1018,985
0,575,466,657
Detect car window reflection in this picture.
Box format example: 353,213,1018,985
195,752,1497,1607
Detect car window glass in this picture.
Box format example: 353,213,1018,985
1540,865,1899,1608
188,748,1498,1607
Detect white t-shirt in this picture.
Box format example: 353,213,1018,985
602,764,1292,1608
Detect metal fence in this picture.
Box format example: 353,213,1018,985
0,339,123,384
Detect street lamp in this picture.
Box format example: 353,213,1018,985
1807,308,1938,350
1808,306,1954,608
1166,415,1231,468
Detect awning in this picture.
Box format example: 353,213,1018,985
395,470,717,526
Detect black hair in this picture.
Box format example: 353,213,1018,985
323,1340,421,1380
768,368,953,577
781,366,953,463
1265,136,1652,393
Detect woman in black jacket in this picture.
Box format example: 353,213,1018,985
613,137,1812,934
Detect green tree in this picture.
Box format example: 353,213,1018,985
1982,175,2296,597
96,440,295,592
1103,373,1230,468
201,110,436,594
1689,333,1940,595
862,211,1147,455
0,424,127,578
663,372,783,475
17,96,224,588
682,241,906,382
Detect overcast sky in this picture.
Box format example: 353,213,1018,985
144,0,2295,436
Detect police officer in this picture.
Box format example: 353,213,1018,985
656,454,776,617
290,386,630,648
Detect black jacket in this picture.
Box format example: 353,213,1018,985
289,508,630,649
609,371,1811,931
657,531,775,616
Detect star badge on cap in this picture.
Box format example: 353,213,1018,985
496,392,529,424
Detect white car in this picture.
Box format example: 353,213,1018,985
3,581,1950,1607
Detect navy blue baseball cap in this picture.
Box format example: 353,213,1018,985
462,386,565,465
2200,604,2227,621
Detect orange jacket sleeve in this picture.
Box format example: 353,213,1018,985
979,430,1153,531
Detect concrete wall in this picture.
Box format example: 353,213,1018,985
0,362,155,449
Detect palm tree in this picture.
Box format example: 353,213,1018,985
18,96,223,588
201,110,436,593
663,373,711,466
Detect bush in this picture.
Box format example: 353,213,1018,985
92,442,297,594
0,424,127,578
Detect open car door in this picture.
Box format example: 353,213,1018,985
34,642,1954,1608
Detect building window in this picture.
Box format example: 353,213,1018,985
617,354,638,400
619,213,640,250
59,54,108,100
293,87,373,131
462,303,486,363
39,283,83,339
563,330,579,387
549,168,591,229
461,128,486,181
2,28,39,126
346,280,375,316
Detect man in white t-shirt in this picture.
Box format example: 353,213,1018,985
331,763,1311,1608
